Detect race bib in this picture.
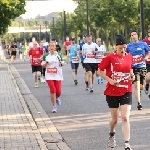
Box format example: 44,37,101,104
95,55,103,63
112,72,130,88
47,68,58,74
133,55,143,65
72,57,79,63
33,58,41,65
86,54,95,58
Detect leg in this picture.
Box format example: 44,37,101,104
134,81,141,103
120,92,132,149
55,80,62,98
109,108,119,133
106,95,119,148
121,105,131,141
87,71,93,88
46,80,57,108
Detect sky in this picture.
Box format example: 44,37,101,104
21,0,78,19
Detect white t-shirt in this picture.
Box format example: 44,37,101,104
95,45,106,63
44,53,63,80
82,42,100,63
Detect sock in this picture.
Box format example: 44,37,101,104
85,81,88,86
109,132,115,137
125,141,129,143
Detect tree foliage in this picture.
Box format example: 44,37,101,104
0,0,26,35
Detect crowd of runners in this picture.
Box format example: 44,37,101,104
4,29,150,150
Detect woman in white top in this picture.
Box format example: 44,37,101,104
42,41,63,113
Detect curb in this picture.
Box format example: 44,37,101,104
2,54,71,150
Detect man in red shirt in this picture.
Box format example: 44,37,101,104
29,42,43,88
98,35,134,150
64,37,71,56
142,29,150,98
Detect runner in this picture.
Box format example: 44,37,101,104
64,37,71,56
67,37,80,85
95,38,106,84
42,41,63,113
126,30,150,110
10,42,17,62
142,29,150,99
22,42,28,61
98,34,134,150
18,43,23,61
80,35,89,90
28,42,43,88
42,38,49,54
82,35,100,92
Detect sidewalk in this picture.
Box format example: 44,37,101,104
0,61,47,150
0,52,70,149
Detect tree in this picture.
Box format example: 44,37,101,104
0,0,26,35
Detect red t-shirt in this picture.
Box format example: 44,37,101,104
29,47,43,66
64,41,71,50
98,52,133,96
142,38,150,64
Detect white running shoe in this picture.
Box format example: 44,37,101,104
108,136,116,148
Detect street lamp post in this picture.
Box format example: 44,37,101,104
140,0,144,39
86,0,89,35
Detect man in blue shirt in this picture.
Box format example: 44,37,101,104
67,37,80,85
126,30,150,110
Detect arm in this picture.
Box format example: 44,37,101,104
97,56,117,86
144,43,150,60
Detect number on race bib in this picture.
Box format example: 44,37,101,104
132,55,143,64
86,54,95,58
33,58,41,65
72,57,79,63
47,68,58,74
112,72,130,88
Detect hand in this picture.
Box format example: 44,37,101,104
108,78,118,86
129,74,135,82
92,49,95,54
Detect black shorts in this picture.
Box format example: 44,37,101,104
106,92,132,108
133,67,147,85
146,64,150,72
95,63,99,71
11,51,16,56
43,68,46,76
81,61,85,68
32,66,42,73
84,63,96,74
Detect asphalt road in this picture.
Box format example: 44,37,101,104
11,56,150,150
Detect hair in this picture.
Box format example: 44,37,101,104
129,30,137,36
48,41,56,46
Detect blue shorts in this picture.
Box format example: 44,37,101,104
70,62,79,70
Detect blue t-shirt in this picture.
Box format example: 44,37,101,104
80,42,85,61
126,41,150,68
18,45,22,50
69,44,79,62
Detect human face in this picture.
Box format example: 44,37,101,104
148,31,150,37
96,38,101,46
116,44,126,56
33,42,37,48
130,32,138,43
87,36,92,44
71,40,75,44
48,42,56,53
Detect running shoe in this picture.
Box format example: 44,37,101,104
35,83,38,88
124,143,132,150
56,98,61,106
145,84,149,95
90,87,93,93
108,136,116,148
74,80,78,85
38,77,41,83
52,106,57,113
137,103,142,110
